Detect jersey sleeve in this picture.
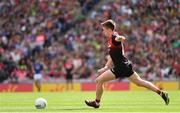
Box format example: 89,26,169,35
112,35,122,46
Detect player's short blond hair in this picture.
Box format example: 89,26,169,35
101,19,116,31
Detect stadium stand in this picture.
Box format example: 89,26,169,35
0,0,179,83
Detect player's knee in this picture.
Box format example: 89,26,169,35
95,78,103,84
95,78,100,83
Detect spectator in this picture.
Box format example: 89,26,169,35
64,57,74,91
0,0,179,83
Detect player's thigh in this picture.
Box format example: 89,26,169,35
96,70,116,83
35,79,41,85
128,71,142,84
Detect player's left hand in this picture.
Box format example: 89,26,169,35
97,66,109,76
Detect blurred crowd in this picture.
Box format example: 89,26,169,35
0,0,179,83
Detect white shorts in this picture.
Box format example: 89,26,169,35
34,74,42,80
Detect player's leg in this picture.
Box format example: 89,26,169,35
34,74,42,92
95,70,116,101
85,70,116,108
128,72,160,92
128,71,169,105
35,80,41,92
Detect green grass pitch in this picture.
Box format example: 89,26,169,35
0,91,180,113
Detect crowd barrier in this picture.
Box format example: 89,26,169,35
0,82,179,92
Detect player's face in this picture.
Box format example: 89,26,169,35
102,27,111,38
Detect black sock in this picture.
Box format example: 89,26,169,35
157,90,161,95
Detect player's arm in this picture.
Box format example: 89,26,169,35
31,64,35,75
115,35,126,42
105,55,113,68
41,64,45,76
97,55,112,75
